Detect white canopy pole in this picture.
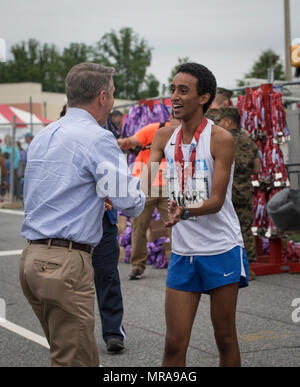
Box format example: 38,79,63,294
8,115,16,203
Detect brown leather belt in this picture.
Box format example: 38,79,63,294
29,239,93,254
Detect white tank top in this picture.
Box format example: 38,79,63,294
164,119,244,256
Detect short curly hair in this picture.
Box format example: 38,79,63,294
176,63,217,113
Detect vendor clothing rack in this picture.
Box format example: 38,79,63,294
238,83,300,275
252,237,300,275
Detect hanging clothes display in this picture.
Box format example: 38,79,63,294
121,103,170,138
121,103,170,168
237,84,290,239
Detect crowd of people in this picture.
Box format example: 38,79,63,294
15,61,260,367
0,132,33,202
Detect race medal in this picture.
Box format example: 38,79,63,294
173,117,208,215
167,157,184,206
193,160,209,202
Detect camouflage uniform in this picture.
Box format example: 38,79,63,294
205,108,221,122
231,128,258,264
217,109,259,267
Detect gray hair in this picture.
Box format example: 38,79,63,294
65,62,115,107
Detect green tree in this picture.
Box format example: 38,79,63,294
0,39,93,92
94,27,159,100
38,42,64,92
0,39,61,89
0,39,41,83
238,49,285,86
168,56,190,85
139,73,160,99
0,31,160,99
61,43,93,76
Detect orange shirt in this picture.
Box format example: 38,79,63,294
132,122,170,186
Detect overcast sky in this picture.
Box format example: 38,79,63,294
1,0,300,91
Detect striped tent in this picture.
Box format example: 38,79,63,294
0,104,52,142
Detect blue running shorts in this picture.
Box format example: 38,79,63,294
166,246,249,294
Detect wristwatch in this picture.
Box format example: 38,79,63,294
180,206,191,220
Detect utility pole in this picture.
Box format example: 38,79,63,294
9,116,16,203
29,96,33,134
284,0,292,81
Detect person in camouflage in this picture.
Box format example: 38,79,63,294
205,108,221,122
217,108,260,280
210,87,234,109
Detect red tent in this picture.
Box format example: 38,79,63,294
0,104,52,127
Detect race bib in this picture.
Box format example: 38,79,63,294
167,158,209,209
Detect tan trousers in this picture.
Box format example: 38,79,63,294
130,196,172,272
19,242,99,367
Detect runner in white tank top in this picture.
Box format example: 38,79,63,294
164,118,244,256
144,63,248,367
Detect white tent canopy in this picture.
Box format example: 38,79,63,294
0,104,52,144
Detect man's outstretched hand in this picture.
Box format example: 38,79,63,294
164,201,184,228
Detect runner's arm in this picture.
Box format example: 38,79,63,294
188,127,235,217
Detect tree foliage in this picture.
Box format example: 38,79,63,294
168,56,190,85
0,28,159,99
238,49,285,86
94,27,159,99
0,39,92,92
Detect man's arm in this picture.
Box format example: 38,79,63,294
117,123,159,150
91,131,145,218
117,135,140,150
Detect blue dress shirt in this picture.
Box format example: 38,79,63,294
21,108,145,246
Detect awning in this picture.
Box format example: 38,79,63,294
0,104,52,127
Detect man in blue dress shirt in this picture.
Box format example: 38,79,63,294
19,62,145,367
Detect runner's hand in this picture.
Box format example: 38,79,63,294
164,201,184,228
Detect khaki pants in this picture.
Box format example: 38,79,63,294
130,196,171,272
19,243,99,367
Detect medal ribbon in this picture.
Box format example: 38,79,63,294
174,117,208,193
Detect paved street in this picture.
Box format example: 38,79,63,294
0,209,300,367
